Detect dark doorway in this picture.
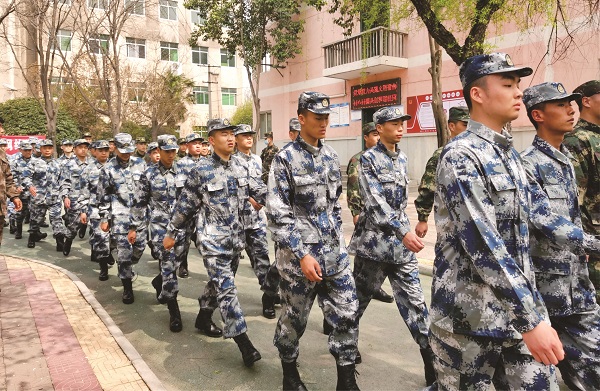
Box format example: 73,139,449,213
361,107,378,149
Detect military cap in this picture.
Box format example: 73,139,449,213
135,137,146,144
207,118,236,135
573,80,600,98
28,137,39,145
178,137,187,145
62,139,73,145
0,139,7,146
289,118,301,132
298,91,331,114
82,131,92,138
95,140,110,149
201,139,210,144
108,138,115,143
147,142,159,153
89,141,97,149
157,134,179,150
459,52,533,89
185,133,204,143
73,139,90,147
38,139,54,147
19,142,32,150
362,122,377,135
373,106,411,124
114,133,135,153
448,106,470,122
264,132,273,139
523,82,581,111
234,124,255,136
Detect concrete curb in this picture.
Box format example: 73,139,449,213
15,256,167,391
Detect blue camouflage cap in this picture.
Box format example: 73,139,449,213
73,139,90,147
448,106,470,122
460,52,533,88
89,141,98,149
28,137,39,145
207,118,236,135
114,133,135,153
95,140,109,149
19,142,32,150
185,133,204,143
298,92,331,114
289,118,301,131
0,139,7,146
38,139,54,147
234,124,255,136
147,142,158,152
523,82,581,111
62,139,73,146
373,106,411,124
157,134,179,150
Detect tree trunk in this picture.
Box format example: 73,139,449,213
428,34,448,148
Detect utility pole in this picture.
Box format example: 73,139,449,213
204,64,220,120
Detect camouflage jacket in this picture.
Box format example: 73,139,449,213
0,149,20,215
176,155,201,188
11,155,33,200
521,136,600,316
97,156,146,232
166,152,266,257
346,151,363,217
21,156,51,206
266,135,348,277
233,151,266,230
79,159,107,220
432,121,547,339
349,141,414,264
59,156,94,211
414,147,443,222
260,144,279,183
563,118,600,235
46,158,65,204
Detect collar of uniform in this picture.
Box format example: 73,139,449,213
296,134,322,157
116,155,130,168
375,140,399,159
532,135,572,165
235,151,251,161
41,157,52,163
95,159,105,168
467,120,513,150
211,151,230,167
576,118,600,135
158,161,176,175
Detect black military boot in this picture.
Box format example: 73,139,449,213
14,222,23,239
151,273,162,301
420,347,436,386
194,308,223,338
121,278,134,304
107,253,115,265
55,233,64,251
323,318,334,335
32,231,47,242
78,223,87,238
336,363,360,391
262,293,276,319
372,288,394,303
63,237,73,256
282,360,307,391
167,299,183,332
178,258,189,278
27,234,36,248
233,332,261,367
9,219,16,234
99,257,109,281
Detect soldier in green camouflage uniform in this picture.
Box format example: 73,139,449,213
176,137,187,161
563,80,600,302
414,106,469,238
133,137,147,159
260,132,279,184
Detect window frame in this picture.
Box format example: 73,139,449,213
126,37,146,59
193,86,209,105
221,87,236,106
160,41,178,62
159,0,177,21
220,48,235,67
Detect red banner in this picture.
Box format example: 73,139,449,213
3,135,47,155
351,78,401,110
405,90,466,134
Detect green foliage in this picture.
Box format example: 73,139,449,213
120,121,149,139
230,100,253,126
0,97,78,143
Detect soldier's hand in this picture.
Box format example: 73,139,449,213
80,213,87,224
64,197,70,209
100,222,109,232
403,232,425,253
415,221,428,238
249,197,262,211
29,186,37,197
353,215,359,225
16,187,23,193
163,236,175,250
127,230,136,245
300,254,322,282
13,198,22,211
522,322,564,365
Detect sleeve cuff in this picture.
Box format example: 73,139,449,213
417,214,429,222
511,310,543,335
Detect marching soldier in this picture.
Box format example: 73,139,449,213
260,132,278,183
48,139,73,251
0,118,22,245
11,142,34,240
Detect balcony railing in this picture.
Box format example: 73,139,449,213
323,27,407,70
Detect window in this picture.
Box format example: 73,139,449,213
89,34,109,55
160,41,178,61
50,76,73,96
260,112,272,138
192,46,208,65
220,49,235,67
193,86,208,104
128,82,146,102
261,53,271,73
221,88,236,106
125,0,144,15
88,0,107,9
193,126,208,139
126,37,145,58
55,29,72,52
190,9,204,25
159,0,177,20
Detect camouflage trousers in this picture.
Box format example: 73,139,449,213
244,227,279,296
0,215,5,243
588,255,600,302
13,197,29,224
89,218,111,259
63,203,83,240
274,263,358,366
174,220,195,267
429,326,558,390
552,309,600,390
48,198,66,237
28,201,48,234
152,224,183,302
354,256,430,349
113,231,145,280
198,253,247,339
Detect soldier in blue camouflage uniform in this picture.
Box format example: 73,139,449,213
98,133,147,304
430,53,566,390
130,135,183,332
348,106,434,386
414,106,469,238
11,142,34,240
59,139,93,256
233,124,280,319
164,118,265,367
80,140,113,281
266,92,359,391
521,82,600,391
23,139,54,248
48,139,73,251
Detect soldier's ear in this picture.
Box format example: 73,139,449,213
531,109,544,124
581,96,592,109
298,114,306,126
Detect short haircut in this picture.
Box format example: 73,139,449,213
575,97,583,111
463,77,487,110
297,108,308,116
526,102,546,130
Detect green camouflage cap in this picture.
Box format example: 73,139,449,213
362,122,377,135
573,80,600,98
523,82,580,111
135,137,147,144
298,91,331,114
460,53,532,88
373,106,411,124
448,106,470,122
